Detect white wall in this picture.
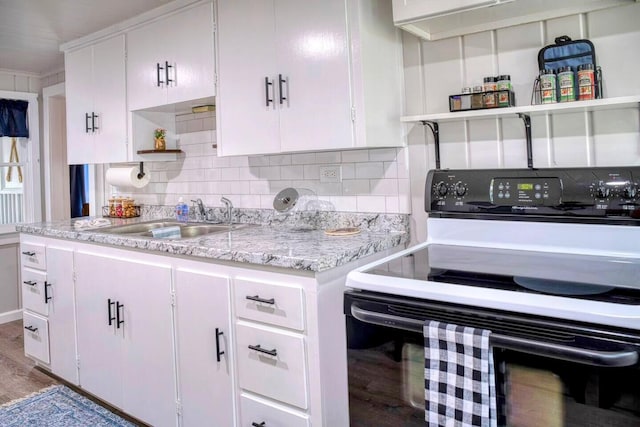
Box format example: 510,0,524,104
403,3,640,242
113,111,412,214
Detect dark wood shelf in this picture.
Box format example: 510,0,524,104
136,149,183,155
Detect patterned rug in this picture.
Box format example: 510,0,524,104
0,385,137,426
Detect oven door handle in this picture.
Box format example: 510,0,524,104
350,305,639,368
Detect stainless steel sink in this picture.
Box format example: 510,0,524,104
97,220,251,239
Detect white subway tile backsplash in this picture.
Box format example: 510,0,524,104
122,128,407,213
342,150,369,163
342,180,369,195
356,162,384,179
369,148,398,162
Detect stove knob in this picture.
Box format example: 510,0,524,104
454,182,467,197
623,186,637,199
595,186,610,199
435,182,448,197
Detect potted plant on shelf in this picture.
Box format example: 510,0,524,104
154,128,166,151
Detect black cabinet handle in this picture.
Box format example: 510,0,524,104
44,281,52,303
24,325,38,333
156,62,164,86
21,251,36,256
91,112,98,132
246,295,275,305
265,77,274,106
278,74,287,104
23,280,37,287
108,299,116,326
85,113,91,133
252,422,266,427
248,344,277,357
116,302,124,328
215,328,224,362
165,61,173,85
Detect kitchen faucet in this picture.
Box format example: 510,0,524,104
220,196,233,225
191,198,206,220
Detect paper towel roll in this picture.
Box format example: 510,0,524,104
105,167,150,189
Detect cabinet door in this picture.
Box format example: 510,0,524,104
118,258,174,427
391,0,497,21
275,0,353,152
47,245,78,385
127,19,170,111
91,35,127,164
65,45,94,165
75,251,123,408
216,0,280,156
175,268,233,427
164,2,215,105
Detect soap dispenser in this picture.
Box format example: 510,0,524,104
175,197,189,222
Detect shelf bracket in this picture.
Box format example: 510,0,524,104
421,120,441,169
137,162,145,179
517,113,533,169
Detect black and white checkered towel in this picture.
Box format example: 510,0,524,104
424,320,497,427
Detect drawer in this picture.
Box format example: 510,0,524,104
235,279,304,331
240,392,310,427
20,243,46,270
236,323,308,409
21,269,49,316
23,311,50,364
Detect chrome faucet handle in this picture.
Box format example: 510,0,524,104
191,198,206,218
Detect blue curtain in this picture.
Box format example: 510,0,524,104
70,165,87,217
0,99,29,137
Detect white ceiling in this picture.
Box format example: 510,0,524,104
0,0,173,75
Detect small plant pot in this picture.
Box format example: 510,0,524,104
154,137,166,151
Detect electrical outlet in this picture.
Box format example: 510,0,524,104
320,165,342,183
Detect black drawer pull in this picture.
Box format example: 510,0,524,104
85,113,91,133
252,422,266,427
264,77,274,106
156,62,164,86
246,295,275,305
22,251,36,256
44,281,52,303
23,280,37,286
108,299,116,326
165,61,174,85
278,74,287,104
116,302,124,328
24,325,38,333
215,328,224,362
248,344,277,357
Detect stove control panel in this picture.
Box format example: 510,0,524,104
426,167,640,222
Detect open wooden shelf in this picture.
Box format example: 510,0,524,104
136,149,183,161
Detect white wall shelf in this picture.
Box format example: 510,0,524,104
405,95,640,170
401,95,640,124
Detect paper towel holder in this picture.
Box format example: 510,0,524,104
137,162,145,179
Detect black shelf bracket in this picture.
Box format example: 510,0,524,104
137,162,145,179
421,120,441,169
517,113,533,169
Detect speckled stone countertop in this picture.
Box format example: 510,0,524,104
17,208,409,273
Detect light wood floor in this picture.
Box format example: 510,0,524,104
0,319,58,405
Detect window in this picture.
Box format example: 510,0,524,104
0,91,41,234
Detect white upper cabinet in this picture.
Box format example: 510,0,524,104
65,35,127,164
127,1,215,111
393,0,635,41
216,0,404,157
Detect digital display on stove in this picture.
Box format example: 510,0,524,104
517,183,533,190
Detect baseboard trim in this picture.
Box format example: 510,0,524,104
0,309,22,325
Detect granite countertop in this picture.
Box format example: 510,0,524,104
16,209,409,273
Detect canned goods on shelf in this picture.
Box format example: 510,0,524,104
577,63,595,101
540,69,557,104
558,66,575,102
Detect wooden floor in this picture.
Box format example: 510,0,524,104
0,319,58,405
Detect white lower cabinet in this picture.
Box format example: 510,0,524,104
20,237,78,385
240,392,310,427
22,311,50,364
174,267,234,426
236,322,308,410
75,250,175,427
